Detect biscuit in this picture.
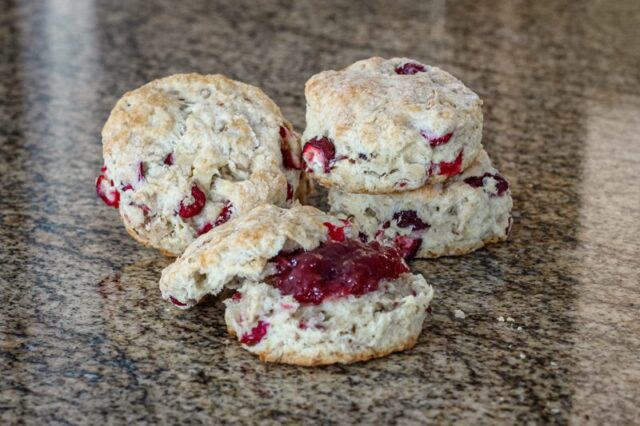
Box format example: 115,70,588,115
97,73,304,256
158,204,356,308
301,57,483,193
328,149,513,258
224,274,432,366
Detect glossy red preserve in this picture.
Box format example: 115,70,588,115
268,240,409,305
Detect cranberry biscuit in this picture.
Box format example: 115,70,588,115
97,74,303,256
225,270,432,366
328,150,513,258
159,204,433,365
302,57,483,193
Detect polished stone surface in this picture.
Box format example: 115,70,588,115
1,0,640,424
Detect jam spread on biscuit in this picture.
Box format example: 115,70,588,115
268,240,409,305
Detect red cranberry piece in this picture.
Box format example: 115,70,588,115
215,201,233,226
429,151,463,177
279,125,301,170
268,240,409,305
169,296,187,307
426,305,433,314
197,201,233,235
421,131,453,147
302,137,336,173
240,320,269,346
137,162,145,181
179,184,206,218
197,223,213,236
323,219,349,242
286,181,294,203
394,235,422,259
121,183,133,191
395,63,426,75
494,175,509,196
96,168,120,208
164,153,174,165
464,173,509,196
231,291,242,301
392,210,429,231
462,174,486,188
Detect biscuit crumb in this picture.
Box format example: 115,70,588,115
454,309,466,319
497,316,505,322
506,317,515,322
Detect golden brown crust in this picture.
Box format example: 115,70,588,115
102,73,283,156
416,234,508,258
124,225,178,257
254,335,419,366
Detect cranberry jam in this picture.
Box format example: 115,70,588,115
268,240,409,305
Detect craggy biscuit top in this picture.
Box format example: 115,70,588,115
98,74,303,256
302,57,483,193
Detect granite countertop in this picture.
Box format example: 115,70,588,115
1,0,640,424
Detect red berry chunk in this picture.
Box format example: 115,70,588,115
137,162,145,181
302,137,336,173
323,219,349,242
215,201,233,226
286,181,294,203
392,210,429,231
240,320,269,346
121,183,133,191
420,131,453,147
197,201,233,235
395,63,426,75
269,240,408,305
169,296,187,307
394,235,422,259
463,173,509,196
179,184,206,218
164,153,174,165
429,150,463,177
279,125,301,170
197,223,213,236
96,168,120,208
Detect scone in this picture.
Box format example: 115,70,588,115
302,57,483,194
159,204,433,365
158,204,356,308
96,73,304,256
328,150,513,258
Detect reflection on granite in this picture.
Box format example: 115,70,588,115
1,0,639,424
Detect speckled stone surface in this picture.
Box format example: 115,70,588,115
1,0,640,424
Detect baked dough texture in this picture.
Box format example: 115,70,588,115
158,204,355,308
100,73,303,256
159,203,433,365
328,149,513,258
302,57,483,193
224,274,433,366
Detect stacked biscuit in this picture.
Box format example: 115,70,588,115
300,57,513,258
96,58,511,366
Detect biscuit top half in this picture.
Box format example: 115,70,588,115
159,204,356,308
